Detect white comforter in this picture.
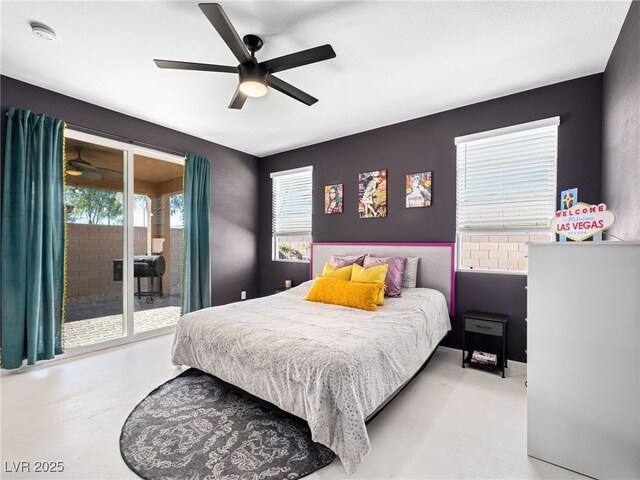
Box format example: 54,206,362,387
171,281,451,474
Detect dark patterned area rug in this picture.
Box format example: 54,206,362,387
120,369,335,480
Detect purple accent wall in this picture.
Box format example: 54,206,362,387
1,75,260,306
0,70,608,363
603,1,640,241
259,74,604,362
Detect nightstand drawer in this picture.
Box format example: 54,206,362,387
465,318,504,336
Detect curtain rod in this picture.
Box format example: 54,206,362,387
64,122,186,158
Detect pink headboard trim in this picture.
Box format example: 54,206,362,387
310,242,456,316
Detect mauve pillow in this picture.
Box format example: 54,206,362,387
329,254,367,268
363,255,406,297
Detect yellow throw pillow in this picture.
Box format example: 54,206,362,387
305,277,384,312
350,263,388,305
318,262,353,281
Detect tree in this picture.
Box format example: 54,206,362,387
170,193,183,225
65,186,123,225
134,194,149,227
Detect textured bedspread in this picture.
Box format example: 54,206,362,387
171,281,451,474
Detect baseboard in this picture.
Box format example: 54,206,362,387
438,345,527,372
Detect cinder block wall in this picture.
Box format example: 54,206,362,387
66,224,182,299
459,233,551,271
170,228,183,295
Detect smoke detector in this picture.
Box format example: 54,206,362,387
31,23,57,41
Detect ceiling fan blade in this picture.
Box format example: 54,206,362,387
199,3,252,64
80,170,104,181
262,44,336,74
154,59,237,73
228,87,248,109
267,76,318,106
96,168,123,180
68,160,98,172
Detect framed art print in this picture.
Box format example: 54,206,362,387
325,184,343,214
406,171,432,208
358,170,387,218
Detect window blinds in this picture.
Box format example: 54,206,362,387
271,166,313,236
455,119,558,232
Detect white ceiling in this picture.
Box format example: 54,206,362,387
0,1,631,157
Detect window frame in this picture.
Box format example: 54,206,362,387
454,117,559,274
270,166,313,263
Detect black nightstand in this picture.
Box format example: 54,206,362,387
275,287,289,294
462,311,509,378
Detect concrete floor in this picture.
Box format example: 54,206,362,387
0,335,586,480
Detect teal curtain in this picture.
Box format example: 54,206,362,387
182,153,211,314
2,107,65,369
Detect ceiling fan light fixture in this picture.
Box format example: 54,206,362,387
238,63,268,98
239,80,267,98
67,167,83,176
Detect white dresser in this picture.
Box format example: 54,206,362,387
527,242,640,479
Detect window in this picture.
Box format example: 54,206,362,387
271,166,313,262
455,117,559,273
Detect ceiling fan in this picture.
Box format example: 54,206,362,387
154,3,336,109
66,148,123,180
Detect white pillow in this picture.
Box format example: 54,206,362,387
402,257,420,288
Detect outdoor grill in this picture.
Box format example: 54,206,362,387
113,255,166,303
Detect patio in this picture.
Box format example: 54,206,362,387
64,295,181,349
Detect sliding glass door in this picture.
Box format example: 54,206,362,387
64,137,127,348
132,149,184,334
64,130,183,352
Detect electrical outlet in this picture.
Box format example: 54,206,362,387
241,291,247,300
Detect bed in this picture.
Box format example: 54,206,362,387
171,243,454,474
